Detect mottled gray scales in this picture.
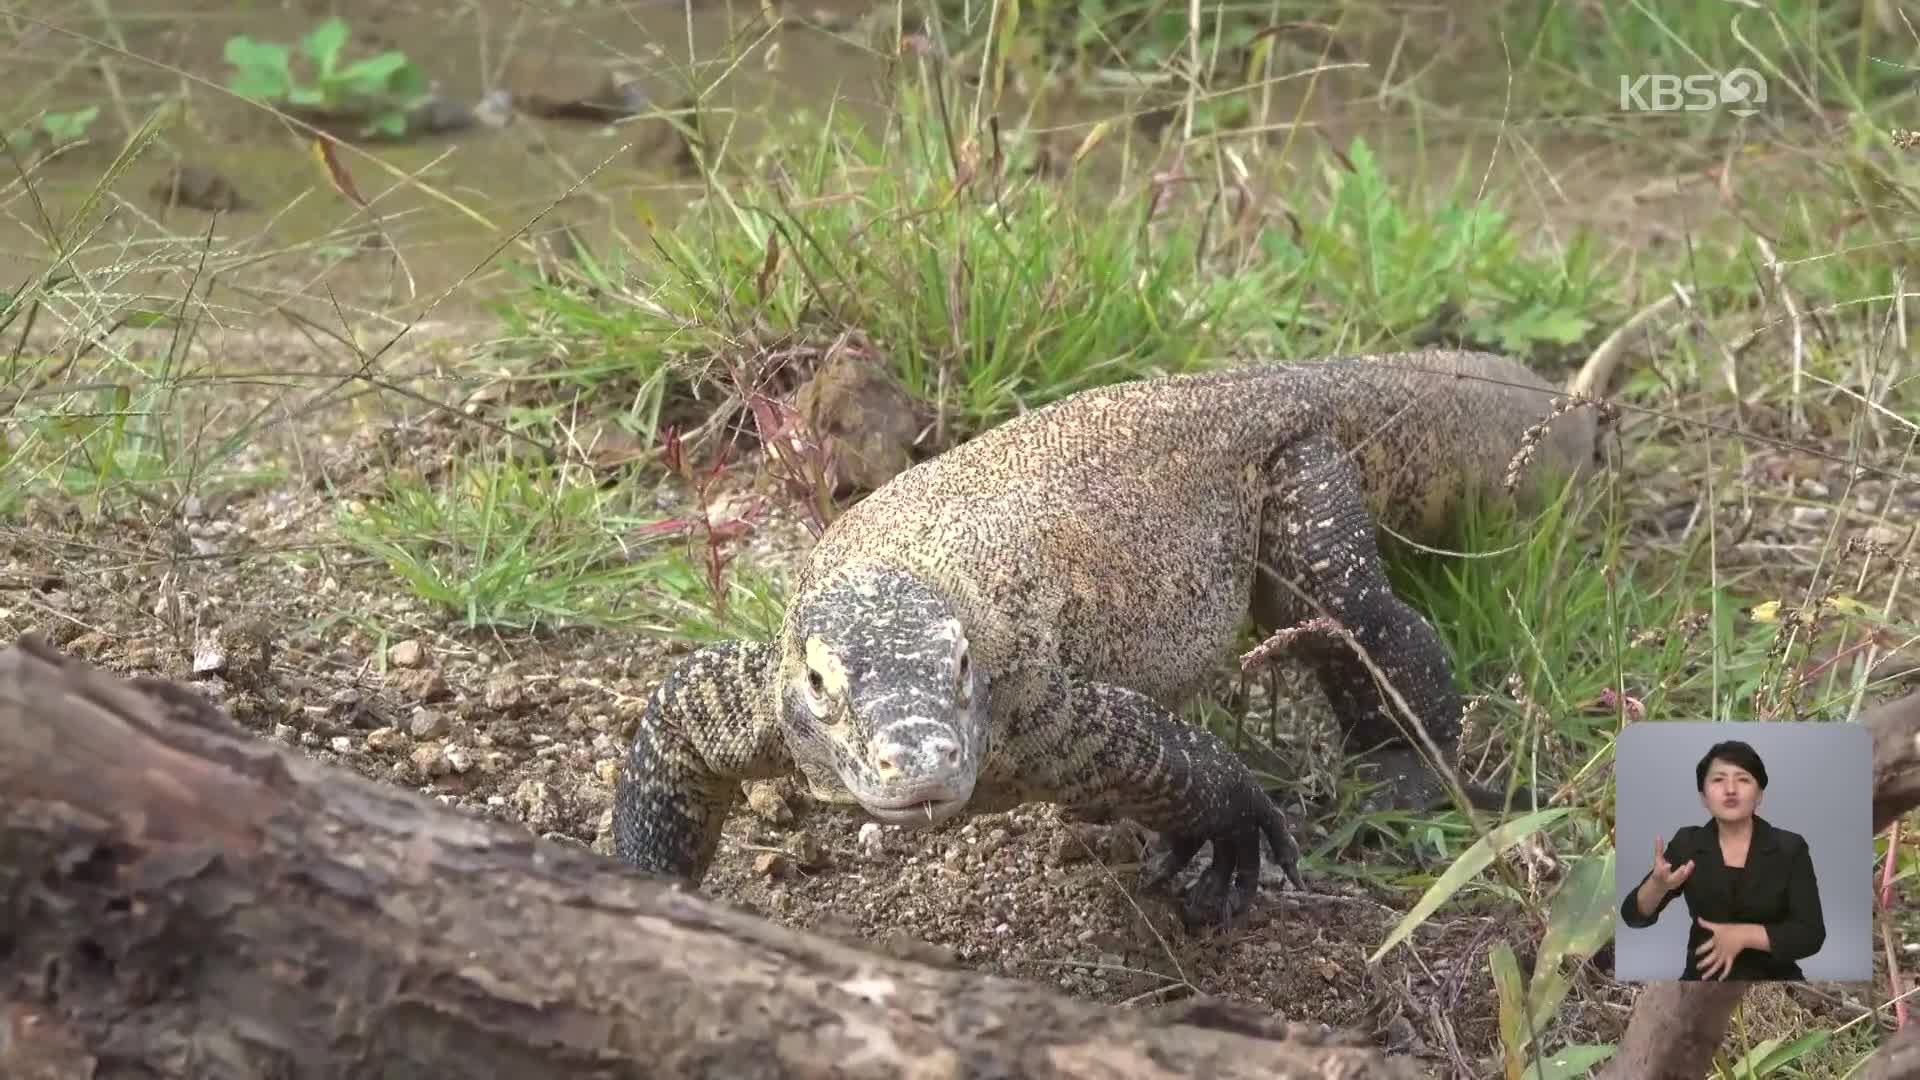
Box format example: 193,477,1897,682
1251,434,1463,751
614,348,1605,927
613,639,791,879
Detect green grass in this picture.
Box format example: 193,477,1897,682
332,451,655,632
1495,0,1914,122
920,0,1916,141
486,93,1290,441
481,81,1621,457
1384,483,1783,731
331,446,784,640
1254,136,1616,356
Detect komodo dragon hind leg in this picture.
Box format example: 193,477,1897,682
613,639,795,883
1248,435,1521,816
991,670,1306,932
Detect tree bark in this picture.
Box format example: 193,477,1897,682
1860,1024,1920,1080
1596,690,1920,1080
1870,690,1920,834
0,634,1419,1080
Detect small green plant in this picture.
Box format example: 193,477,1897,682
1260,138,1616,356
4,106,100,153
334,454,657,632
223,17,429,137
1487,848,1619,1079
484,90,1301,445
333,447,785,641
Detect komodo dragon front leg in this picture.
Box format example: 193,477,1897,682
974,669,1307,930
612,639,794,882
1250,434,1487,813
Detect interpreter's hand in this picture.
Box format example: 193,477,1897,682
1693,918,1748,980
1650,833,1694,892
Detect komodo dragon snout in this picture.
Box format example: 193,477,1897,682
777,562,990,826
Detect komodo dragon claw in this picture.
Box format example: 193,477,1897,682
1136,792,1306,932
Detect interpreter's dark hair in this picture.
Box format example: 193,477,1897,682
1696,740,1768,791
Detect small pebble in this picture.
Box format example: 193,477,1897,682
409,707,449,739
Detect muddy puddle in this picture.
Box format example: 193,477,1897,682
0,0,929,322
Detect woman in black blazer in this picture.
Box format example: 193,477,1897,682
1619,739,1826,981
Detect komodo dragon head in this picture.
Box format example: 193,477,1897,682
773,561,989,827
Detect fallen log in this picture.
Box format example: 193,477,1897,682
0,634,1419,1080
1595,690,1920,1080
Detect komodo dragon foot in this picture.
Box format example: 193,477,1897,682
1348,745,1535,818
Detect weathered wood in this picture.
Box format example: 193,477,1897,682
0,634,1419,1080
1591,981,1750,1080
1860,1023,1920,1080
1870,691,1920,834
1596,690,1920,1080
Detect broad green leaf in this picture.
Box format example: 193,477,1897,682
1531,848,1617,1030
389,62,430,102
1522,1043,1615,1080
339,51,410,86
1731,1030,1832,1075
302,17,350,74
228,63,291,101
223,36,287,69
1489,940,1527,1080
45,106,99,144
1524,968,1572,1048
1369,806,1574,964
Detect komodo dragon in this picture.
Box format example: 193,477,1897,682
614,347,1617,928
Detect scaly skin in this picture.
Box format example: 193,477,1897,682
615,349,1605,927
612,640,792,880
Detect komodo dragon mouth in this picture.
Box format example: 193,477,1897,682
858,793,971,827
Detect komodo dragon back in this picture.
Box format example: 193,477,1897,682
796,347,1603,579
1306,349,1606,541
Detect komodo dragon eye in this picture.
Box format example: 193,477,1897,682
801,666,842,724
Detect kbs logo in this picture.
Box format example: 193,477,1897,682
1618,68,1767,117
